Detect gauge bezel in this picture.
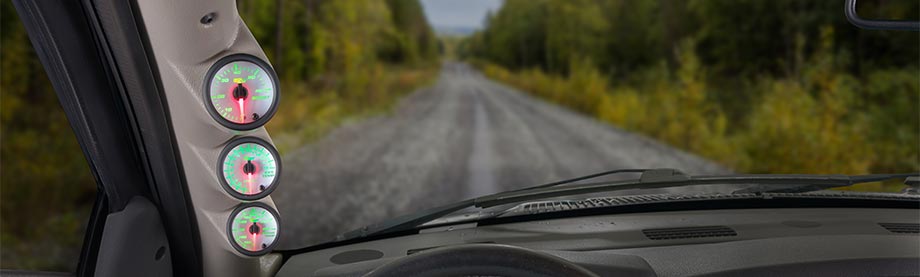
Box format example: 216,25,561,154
226,202,282,256
203,54,280,130
216,136,282,200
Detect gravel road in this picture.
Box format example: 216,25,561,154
274,62,730,249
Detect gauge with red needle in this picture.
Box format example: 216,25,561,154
205,54,279,130
228,202,280,256
217,137,281,200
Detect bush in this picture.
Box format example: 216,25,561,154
476,33,917,189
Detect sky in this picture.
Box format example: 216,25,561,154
419,0,504,29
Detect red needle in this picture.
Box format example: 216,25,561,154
250,225,257,250
247,172,253,194
238,98,245,122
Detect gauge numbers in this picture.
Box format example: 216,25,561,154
228,203,280,256
217,137,280,200
205,54,279,130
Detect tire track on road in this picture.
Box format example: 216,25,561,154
274,62,730,249
465,88,499,199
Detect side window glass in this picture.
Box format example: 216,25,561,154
1,2,97,272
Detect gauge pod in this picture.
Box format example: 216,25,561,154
204,54,280,130
227,202,280,256
217,137,281,200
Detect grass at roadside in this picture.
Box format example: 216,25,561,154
472,40,918,192
267,63,439,155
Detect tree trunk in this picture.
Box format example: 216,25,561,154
303,0,313,80
274,0,283,76
659,0,678,71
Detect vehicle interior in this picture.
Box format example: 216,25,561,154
3,0,919,276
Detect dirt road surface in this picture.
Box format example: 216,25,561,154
274,63,729,249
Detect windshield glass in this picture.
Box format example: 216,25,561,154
248,0,917,249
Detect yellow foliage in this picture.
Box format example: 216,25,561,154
475,33,911,184
476,46,741,170
267,65,439,155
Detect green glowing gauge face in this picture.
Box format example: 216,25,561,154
205,55,279,130
228,203,280,256
218,137,281,200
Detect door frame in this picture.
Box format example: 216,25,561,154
12,0,202,275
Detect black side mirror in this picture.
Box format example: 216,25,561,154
845,0,919,31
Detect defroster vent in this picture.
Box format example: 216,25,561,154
643,226,737,240
879,223,919,234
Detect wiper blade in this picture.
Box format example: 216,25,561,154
338,169,918,241
338,168,661,241
338,199,474,241
733,173,920,194
506,168,658,191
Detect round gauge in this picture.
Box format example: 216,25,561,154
227,202,280,256
204,54,279,130
217,137,281,200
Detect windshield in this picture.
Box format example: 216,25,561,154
3,1,917,267
248,0,919,249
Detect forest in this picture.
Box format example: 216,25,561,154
0,0,438,271
461,0,919,183
240,0,441,153
2,0,918,272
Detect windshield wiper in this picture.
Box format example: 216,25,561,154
338,168,660,241
338,169,918,241
477,171,918,207
733,174,920,194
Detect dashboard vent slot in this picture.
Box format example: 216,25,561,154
505,192,920,217
513,194,761,215
879,223,919,234
643,226,737,240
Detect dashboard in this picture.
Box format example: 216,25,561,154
277,207,919,276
